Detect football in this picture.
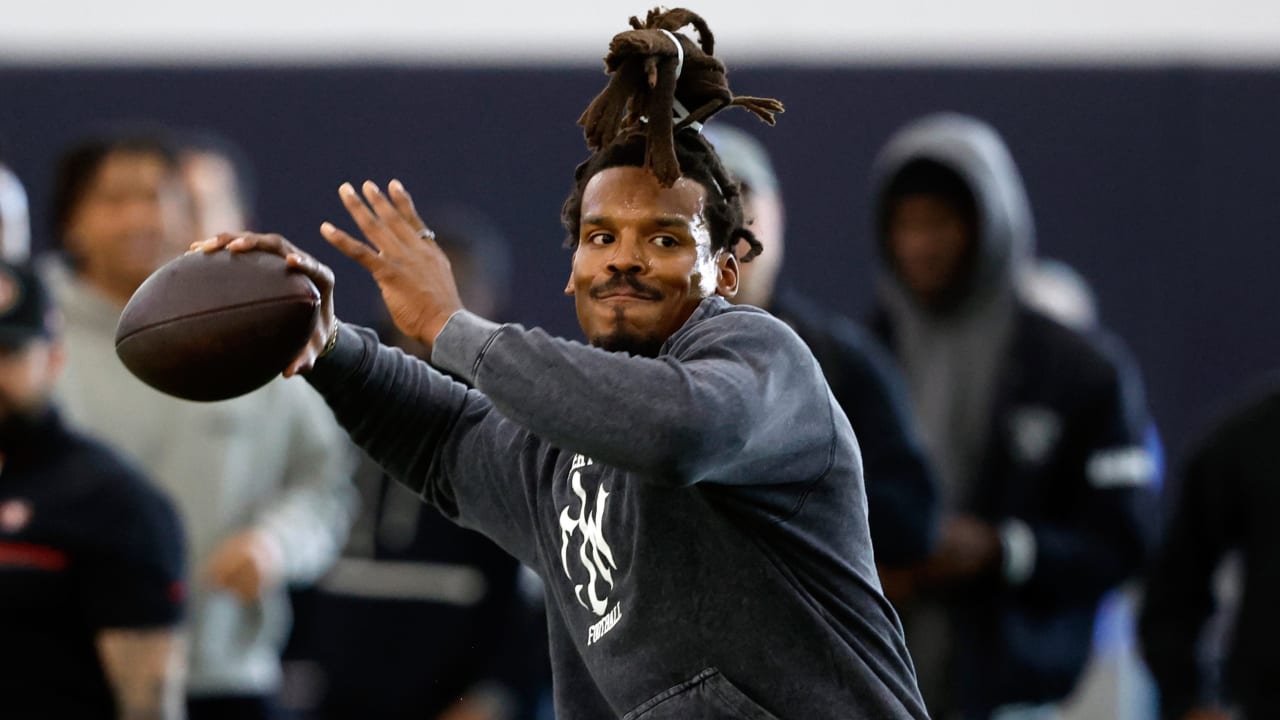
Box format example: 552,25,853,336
115,250,320,402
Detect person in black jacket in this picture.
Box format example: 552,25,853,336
1139,381,1280,720
867,113,1159,720
0,260,187,719
705,124,938,567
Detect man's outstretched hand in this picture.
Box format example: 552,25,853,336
321,179,463,352
190,179,464,376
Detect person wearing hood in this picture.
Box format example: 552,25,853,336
43,128,357,720
867,113,1159,720
705,123,938,568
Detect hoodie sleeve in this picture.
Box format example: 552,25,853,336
305,323,544,565
1001,338,1160,603
431,306,835,488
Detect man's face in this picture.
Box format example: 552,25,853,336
65,151,194,301
567,166,737,356
0,340,62,425
731,186,785,309
182,150,248,239
887,194,976,307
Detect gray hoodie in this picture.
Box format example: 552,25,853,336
307,297,928,719
871,114,1160,718
44,259,358,696
871,112,1036,508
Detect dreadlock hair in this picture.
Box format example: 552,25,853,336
563,7,783,263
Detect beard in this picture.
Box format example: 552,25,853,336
586,273,670,357
592,309,666,358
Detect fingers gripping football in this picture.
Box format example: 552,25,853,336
190,232,337,376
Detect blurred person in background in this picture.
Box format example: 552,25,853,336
180,130,256,239
1139,378,1280,720
705,123,938,569
41,127,356,720
1017,259,1098,333
1021,258,1164,720
293,207,552,720
0,260,187,720
867,112,1159,720
0,156,31,262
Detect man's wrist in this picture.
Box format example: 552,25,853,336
319,319,341,359
247,526,287,586
430,310,504,385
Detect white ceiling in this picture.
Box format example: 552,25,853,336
3,0,1279,65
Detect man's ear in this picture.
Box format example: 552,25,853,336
715,250,739,298
564,252,576,296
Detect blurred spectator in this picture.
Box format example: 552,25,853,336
1018,259,1099,332
41,127,356,720
705,123,938,567
1022,258,1164,720
0,159,31,262
290,207,552,720
1139,378,1280,720
868,112,1159,720
0,259,186,719
180,130,257,238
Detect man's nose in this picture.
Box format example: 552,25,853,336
123,195,164,229
606,237,647,274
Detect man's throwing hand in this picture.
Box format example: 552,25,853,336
320,180,463,352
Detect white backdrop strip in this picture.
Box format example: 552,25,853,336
3,0,1280,66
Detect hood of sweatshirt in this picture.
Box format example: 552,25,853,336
869,113,1036,507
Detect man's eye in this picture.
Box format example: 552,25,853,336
652,235,678,248
588,233,615,246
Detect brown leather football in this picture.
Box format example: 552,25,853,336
115,250,320,402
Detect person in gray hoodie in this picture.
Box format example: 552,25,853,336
867,113,1159,720
44,128,356,720
194,9,928,719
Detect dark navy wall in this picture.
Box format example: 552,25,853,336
2,64,1276,468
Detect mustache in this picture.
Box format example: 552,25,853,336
589,273,664,301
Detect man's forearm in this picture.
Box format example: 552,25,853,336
96,628,186,720
307,323,474,494
432,310,827,484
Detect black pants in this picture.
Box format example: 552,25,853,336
188,694,278,720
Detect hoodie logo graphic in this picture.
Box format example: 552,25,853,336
558,454,618,618
1009,405,1062,466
